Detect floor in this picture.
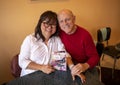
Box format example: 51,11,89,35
101,67,120,85
100,55,120,85
100,55,120,70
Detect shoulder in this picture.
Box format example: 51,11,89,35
77,25,89,34
77,25,92,38
76,26,94,43
23,33,37,43
24,33,34,40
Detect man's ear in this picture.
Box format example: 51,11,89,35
73,15,76,23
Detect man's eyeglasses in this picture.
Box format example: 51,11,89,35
42,22,56,28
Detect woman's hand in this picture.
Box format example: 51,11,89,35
27,62,55,74
41,65,55,74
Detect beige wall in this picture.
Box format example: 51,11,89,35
0,0,120,84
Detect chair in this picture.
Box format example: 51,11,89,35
96,42,104,81
97,27,111,60
96,42,104,58
97,27,120,78
11,54,21,77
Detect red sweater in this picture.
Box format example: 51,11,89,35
59,25,99,69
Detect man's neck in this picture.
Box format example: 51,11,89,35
67,25,77,35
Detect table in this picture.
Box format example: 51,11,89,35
6,70,79,85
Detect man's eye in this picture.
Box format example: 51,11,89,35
66,18,71,21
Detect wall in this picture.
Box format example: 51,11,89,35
0,0,120,84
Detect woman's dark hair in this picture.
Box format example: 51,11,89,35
34,10,60,41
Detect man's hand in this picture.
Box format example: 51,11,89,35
71,63,89,75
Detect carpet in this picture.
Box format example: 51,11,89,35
101,67,120,85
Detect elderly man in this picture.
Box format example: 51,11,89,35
58,9,104,85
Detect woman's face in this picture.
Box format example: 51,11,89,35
41,20,57,39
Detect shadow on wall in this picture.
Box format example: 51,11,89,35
0,51,14,84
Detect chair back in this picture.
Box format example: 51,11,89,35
11,54,21,77
97,27,111,46
96,43,104,57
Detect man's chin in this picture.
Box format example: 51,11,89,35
65,31,71,34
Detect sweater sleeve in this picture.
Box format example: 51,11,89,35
84,33,100,69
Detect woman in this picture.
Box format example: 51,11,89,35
19,10,71,76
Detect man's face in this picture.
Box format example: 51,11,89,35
58,12,75,34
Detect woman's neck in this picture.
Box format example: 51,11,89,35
44,37,50,45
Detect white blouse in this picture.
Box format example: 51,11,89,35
19,34,67,76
